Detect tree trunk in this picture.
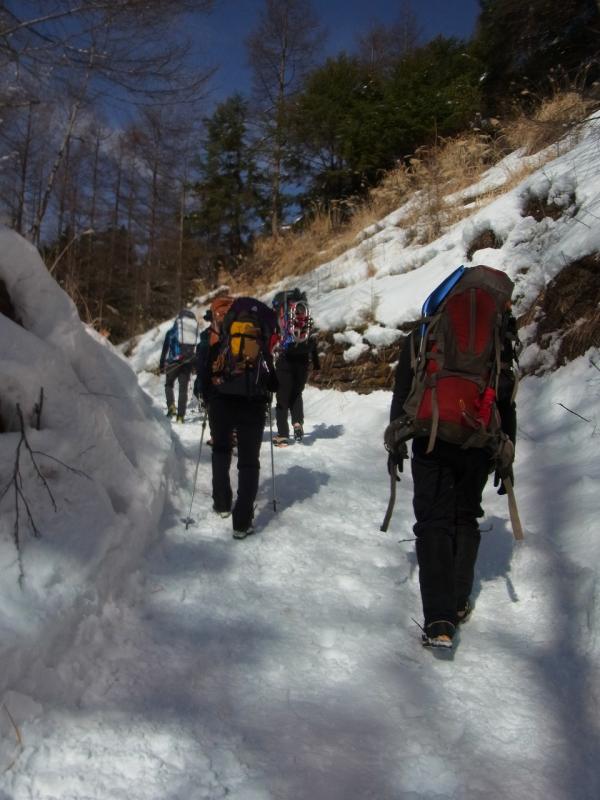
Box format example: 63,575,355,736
30,94,84,245
176,168,187,310
16,104,33,235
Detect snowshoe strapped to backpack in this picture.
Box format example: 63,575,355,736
168,309,200,363
272,288,312,350
402,265,515,454
210,297,277,397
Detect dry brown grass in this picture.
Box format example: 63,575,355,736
238,198,405,294
233,89,592,295
244,134,496,284
502,91,594,155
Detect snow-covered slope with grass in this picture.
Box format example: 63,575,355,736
1,117,600,799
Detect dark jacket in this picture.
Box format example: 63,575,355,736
277,336,320,371
159,326,175,371
192,327,212,398
200,341,278,404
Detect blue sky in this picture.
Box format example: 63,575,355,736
194,0,481,106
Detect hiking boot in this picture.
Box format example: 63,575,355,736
233,524,255,540
176,415,185,423
457,599,473,625
422,620,456,649
166,404,177,418
272,435,289,448
293,423,304,441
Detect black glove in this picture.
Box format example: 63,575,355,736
384,416,414,454
493,433,515,495
387,440,408,479
494,466,514,496
387,453,401,481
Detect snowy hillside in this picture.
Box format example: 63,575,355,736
127,117,600,380
1,118,599,799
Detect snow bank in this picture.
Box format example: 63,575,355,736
0,226,173,696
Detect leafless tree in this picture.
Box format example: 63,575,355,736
1,0,215,242
0,1,215,102
247,0,324,236
357,0,422,75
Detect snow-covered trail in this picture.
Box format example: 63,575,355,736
5,379,600,800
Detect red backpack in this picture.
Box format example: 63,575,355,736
403,265,515,452
272,289,313,350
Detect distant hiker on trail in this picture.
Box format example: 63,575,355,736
193,308,213,399
159,308,200,423
200,297,278,539
271,288,320,447
191,308,214,438
383,265,519,650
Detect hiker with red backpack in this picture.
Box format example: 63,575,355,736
383,265,519,649
199,297,278,539
271,288,320,447
159,308,201,423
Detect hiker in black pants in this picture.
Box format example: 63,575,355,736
273,339,320,446
388,310,518,647
201,298,278,539
208,397,269,534
159,309,200,423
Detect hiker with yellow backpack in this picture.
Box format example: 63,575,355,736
193,297,235,446
198,297,278,539
383,265,520,649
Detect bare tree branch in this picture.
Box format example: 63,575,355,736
0,402,91,585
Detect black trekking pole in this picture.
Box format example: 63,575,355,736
268,395,277,512
184,407,208,529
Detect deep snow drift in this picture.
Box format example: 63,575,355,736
0,227,172,700
1,116,600,799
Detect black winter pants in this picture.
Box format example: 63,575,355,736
275,360,308,438
209,395,267,532
165,362,192,417
411,438,490,627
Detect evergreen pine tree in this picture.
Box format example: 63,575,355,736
190,95,267,272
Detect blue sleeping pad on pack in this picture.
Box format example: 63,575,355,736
419,265,465,335
422,265,466,317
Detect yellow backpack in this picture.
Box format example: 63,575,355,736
229,319,261,363
210,298,277,397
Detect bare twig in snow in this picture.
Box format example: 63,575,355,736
556,402,591,423
0,402,91,584
1,703,23,774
